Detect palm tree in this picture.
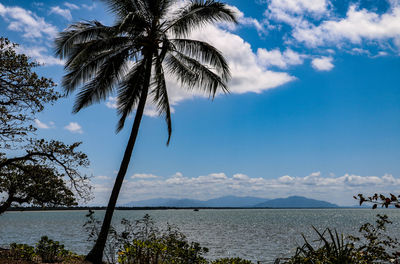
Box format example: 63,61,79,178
55,0,237,262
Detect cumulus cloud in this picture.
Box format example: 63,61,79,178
90,171,400,206
34,119,55,129
0,3,58,39
82,3,96,10
311,56,334,71
268,0,329,16
259,0,400,57
64,122,83,134
264,0,400,52
17,46,64,66
131,173,158,179
190,26,295,94
264,0,330,26
311,57,334,71
49,6,72,20
105,23,295,117
292,4,400,48
64,2,79,10
233,173,250,181
257,48,305,68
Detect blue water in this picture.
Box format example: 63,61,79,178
1,209,400,263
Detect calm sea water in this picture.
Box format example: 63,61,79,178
1,209,400,263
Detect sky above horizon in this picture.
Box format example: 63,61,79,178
1,0,400,206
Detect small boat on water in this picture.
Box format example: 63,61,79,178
193,208,199,211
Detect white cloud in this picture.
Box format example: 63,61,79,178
64,122,83,134
292,4,400,48
179,25,295,95
90,171,400,206
233,173,250,181
17,46,64,66
34,119,55,129
0,3,58,39
64,2,79,10
268,0,329,16
105,23,295,117
49,6,72,20
311,56,334,71
131,173,158,179
226,5,266,34
96,175,112,180
264,0,330,27
257,48,305,68
173,172,183,178
278,175,295,183
82,3,96,10
105,97,118,109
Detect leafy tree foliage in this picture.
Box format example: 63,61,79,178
5,236,81,263
55,0,237,261
355,193,400,209
0,37,91,214
0,37,59,148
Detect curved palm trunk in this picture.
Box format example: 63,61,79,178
85,54,153,264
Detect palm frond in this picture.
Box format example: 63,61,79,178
72,49,130,113
55,21,116,59
147,0,175,20
151,57,172,145
167,0,237,37
62,40,136,95
118,11,151,33
100,0,142,18
171,38,230,81
116,59,146,132
165,51,227,97
65,36,133,68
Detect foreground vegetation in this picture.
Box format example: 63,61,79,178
2,213,400,264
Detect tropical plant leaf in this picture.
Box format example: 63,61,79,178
168,0,237,37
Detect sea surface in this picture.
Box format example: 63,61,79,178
1,209,400,263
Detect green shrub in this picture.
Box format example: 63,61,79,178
211,257,253,264
280,214,400,264
35,236,69,263
348,214,400,262
117,223,208,264
9,243,35,261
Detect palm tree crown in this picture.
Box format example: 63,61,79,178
55,0,236,143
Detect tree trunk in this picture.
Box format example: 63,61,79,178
85,54,153,264
0,192,14,215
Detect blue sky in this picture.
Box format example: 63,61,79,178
1,0,400,206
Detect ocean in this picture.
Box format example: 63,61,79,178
1,208,400,263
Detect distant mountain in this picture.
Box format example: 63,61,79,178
123,198,180,207
163,199,205,207
255,196,338,208
122,195,337,208
204,196,269,207
122,195,269,207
